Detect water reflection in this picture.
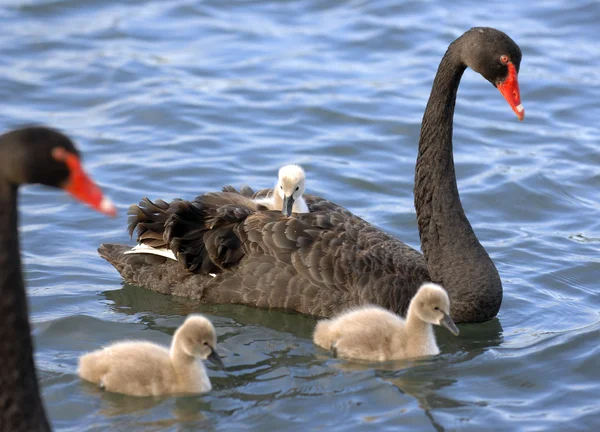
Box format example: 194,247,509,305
9,0,598,427
311,318,504,431
103,283,319,338
81,382,214,429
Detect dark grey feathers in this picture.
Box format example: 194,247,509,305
101,188,429,318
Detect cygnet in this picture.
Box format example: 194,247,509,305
313,283,459,361
78,314,223,396
254,164,309,216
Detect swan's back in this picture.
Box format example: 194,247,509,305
104,189,428,318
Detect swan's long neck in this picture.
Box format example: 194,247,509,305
272,185,282,208
414,46,502,323
404,309,437,358
170,332,198,373
170,334,208,392
0,181,50,431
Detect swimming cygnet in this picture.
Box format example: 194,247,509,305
78,314,224,396
313,283,460,361
254,164,309,216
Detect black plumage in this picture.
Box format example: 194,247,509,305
1,127,112,431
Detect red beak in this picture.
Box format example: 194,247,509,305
497,62,524,121
61,152,116,216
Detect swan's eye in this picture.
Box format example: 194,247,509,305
203,341,209,346
500,55,509,64
434,306,439,311
295,186,299,192
280,185,283,190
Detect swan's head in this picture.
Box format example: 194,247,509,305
413,283,459,336
457,27,524,121
276,164,306,217
175,315,224,368
0,127,116,216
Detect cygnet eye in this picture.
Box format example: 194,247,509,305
280,185,283,190
295,186,299,192
433,306,439,311
203,341,209,346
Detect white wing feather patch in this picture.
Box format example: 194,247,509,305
124,244,177,261
124,245,217,277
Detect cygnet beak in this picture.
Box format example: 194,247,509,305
207,347,224,369
282,195,295,217
440,313,460,336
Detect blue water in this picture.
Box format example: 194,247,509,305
2,0,599,430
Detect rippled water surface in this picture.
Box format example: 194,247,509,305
2,0,599,430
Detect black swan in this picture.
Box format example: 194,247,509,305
0,127,115,431
99,27,524,324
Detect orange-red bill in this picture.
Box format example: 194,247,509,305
497,62,524,121
60,152,116,216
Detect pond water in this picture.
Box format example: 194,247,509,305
2,0,599,430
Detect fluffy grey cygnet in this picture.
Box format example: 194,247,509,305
313,283,459,361
254,164,309,216
78,314,223,396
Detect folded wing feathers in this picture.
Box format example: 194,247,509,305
121,187,429,317
127,198,169,239
221,185,255,198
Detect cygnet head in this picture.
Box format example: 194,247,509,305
174,315,224,368
277,164,306,217
412,283,460,336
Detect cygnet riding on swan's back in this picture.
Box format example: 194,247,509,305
78,314,223,397
313,283,459,361
123,164,309,261
254,164,309,216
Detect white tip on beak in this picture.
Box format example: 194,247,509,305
99,196,117,216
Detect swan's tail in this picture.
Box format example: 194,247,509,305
100,191,260,300
127,198,173,248
128,192,259,274
127,197,213,266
